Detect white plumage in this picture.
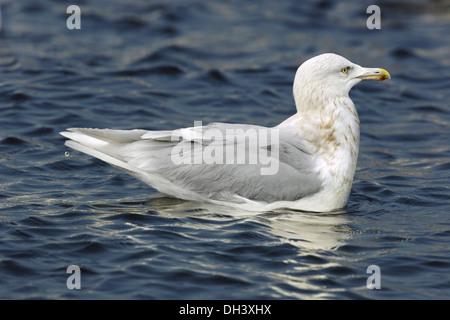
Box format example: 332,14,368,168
61,53,390,212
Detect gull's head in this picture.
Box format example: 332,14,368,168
293,53,390,109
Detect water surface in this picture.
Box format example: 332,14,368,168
0,0,449,299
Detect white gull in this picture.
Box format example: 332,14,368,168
61,53,390,212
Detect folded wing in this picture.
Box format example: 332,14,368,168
61,122,322,203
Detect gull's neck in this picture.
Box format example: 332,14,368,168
282,95,360,207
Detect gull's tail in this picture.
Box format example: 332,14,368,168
60,128,149,177
60,127,203,201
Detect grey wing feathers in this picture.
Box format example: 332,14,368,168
61,123,323,203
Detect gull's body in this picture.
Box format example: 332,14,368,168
61,53,390,212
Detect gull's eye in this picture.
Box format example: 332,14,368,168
341,67,349,74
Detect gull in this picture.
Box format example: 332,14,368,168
61,53,390,212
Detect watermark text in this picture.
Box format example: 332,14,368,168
170,121,280,176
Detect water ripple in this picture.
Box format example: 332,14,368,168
0,0,449,300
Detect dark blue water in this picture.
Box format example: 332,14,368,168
1,0,449,299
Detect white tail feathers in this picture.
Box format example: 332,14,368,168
60,128,148,177
60,130,110,148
